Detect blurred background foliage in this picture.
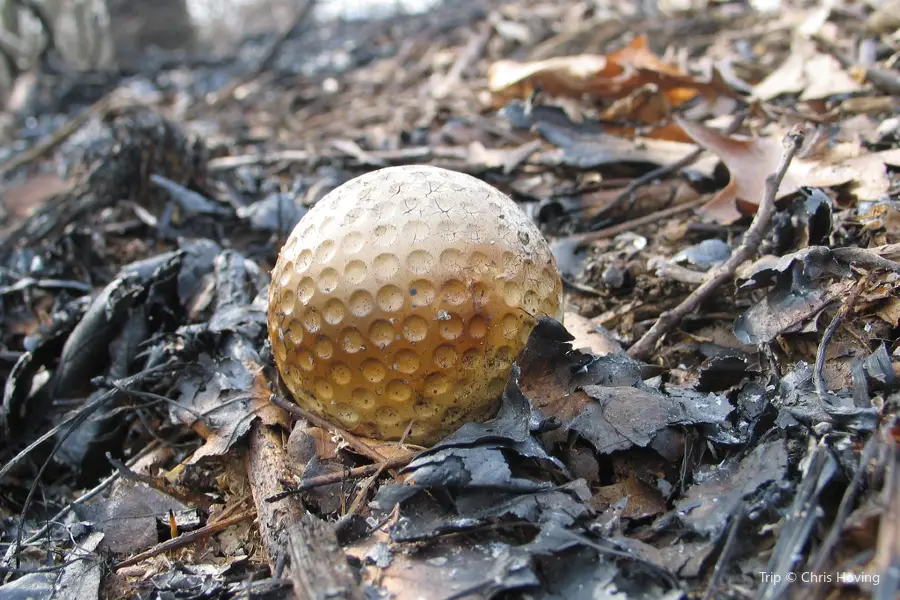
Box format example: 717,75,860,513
0,0,441,85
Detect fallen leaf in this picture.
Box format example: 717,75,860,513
517,319,731,454
73,480,189,554
751,52,807,101
174,355,287,463
347,530,540,600
800,53,865,101
577,385,733,454
866,0,900,34
675,439,789,537
751,39,863,102
562,312,622,356
488,35,730,109
733,247,854,344
588,475,667,520
867,282,900,326
675,115,900,224
501,99,717,160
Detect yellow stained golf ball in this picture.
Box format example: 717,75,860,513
267,164,562,444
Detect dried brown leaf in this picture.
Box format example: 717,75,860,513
562,312,622,357
675,115,900,224
488,35,729,109
588,475,667,520
751,39,863,102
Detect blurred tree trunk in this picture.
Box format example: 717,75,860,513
104,0,195,66
1,0,20,80
1,0,20,38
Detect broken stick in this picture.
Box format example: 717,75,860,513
247,422,363,600
626,126,806,362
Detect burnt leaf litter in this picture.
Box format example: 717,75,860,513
1,0,899,599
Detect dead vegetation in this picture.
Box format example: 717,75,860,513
1,1,899,599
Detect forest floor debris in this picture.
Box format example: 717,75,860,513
1,1,899,599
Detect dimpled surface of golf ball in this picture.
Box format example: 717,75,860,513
267,164,563,444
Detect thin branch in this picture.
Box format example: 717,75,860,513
247,421,364,599
807,435,878,576
265,456,411,503
588,110,746,227
627,126,806,362
813,276,865,404
112,510,255,571
832,247,900,274
702,506,746,600
269,393,391,463
0,439,161,574
553,193,709,274
0,92,115,178
346,421,414,516
0,366,166,483
1,366,167,570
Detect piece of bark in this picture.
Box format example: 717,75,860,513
247,422,363,600
288,515,364,600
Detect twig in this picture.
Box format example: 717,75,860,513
105,452,211,510
587,150,705,227
562,194,709,250
627,126,806,362
112,510,254,570
265,456,411,503
807,435,877,578
247,422,307,567
2,366,167,570
588,111,745,227
647,258,707,285
269,393,390,463
206,145,470,172
872,424,900,600
831,247,900,274
860,243,900,261
345,422,413,516
0,439,162,573
247,421,364,599
0,366,165,482
0,93,114,179
813,276,866,405
432,20,493,97
702,506,746,600
286,515,364,600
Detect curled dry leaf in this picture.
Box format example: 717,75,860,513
675,115,900,224
562,312,622,357
751,39,863,102
488,35,730,110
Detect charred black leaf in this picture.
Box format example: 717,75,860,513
697,354,749,392
72,480,189,554
674,437,789,537
776,362,879,431
574,385,732,454
797,188,833,247
1,296,89,439
734,247,850,344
